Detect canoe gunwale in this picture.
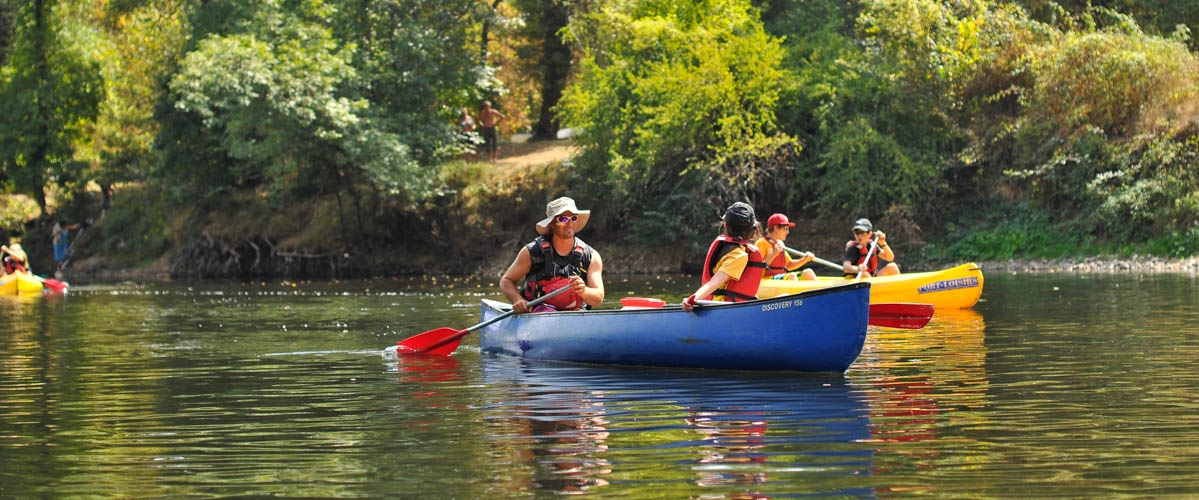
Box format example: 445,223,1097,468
481,281,871,317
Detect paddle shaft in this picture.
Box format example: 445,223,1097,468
413,284,573,353
856,236,880,282
478,284,573,330
784,247,842,272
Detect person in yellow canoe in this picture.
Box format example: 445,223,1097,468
842,218,900,278
500,196,605,314
682,202,767,312
1,242,29,275
755,213,818,281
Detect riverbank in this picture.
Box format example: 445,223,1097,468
39,136,1199,284
976,255,1199,274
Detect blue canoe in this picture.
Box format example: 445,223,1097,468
478,282,870,372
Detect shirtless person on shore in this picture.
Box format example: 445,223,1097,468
478,101,505,163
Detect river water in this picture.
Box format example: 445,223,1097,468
1,272,1197,498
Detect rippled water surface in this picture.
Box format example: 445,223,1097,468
2,273,1197,498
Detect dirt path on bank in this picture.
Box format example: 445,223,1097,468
489,139,576,172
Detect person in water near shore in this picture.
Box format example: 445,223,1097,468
53,220,82,272
682,202,767,312
500,196,605,313
842,218,899,278
755,213,818,281
2,242,29,275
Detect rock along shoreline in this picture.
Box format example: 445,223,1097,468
974,256,1199,274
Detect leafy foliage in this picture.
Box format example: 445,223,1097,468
0,0,103,209
560,0,797,245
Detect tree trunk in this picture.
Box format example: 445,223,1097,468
530,2,571,141
479,0,503,62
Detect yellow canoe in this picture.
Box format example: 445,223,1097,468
758,263,984,310
0,271,45,296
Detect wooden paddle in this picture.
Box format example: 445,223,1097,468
395,284,573,356
624,296,934,329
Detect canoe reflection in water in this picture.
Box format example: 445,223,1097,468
482,357,876,497
484,362,612,495
855,308,988,454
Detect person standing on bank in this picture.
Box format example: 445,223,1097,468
458,108,476,161
842,218,900,278
500,197,605,314
478,101,505,163
682,202,768,312
755,213,818,281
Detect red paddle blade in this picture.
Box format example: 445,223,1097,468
869,315,932,329
396,327,468,356
42,278,68,293
620,297,666,308
869,303,935,329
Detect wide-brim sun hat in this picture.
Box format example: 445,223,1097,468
536,197,591,235
6,243,26,261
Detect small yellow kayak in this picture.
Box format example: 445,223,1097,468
0,271,46,296
758,262,984,309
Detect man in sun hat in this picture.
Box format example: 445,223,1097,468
500,196,605,313
1,242,29,275
754,213,818,281
842,217,900,278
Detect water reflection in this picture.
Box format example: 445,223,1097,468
850,308,990,488
5,275,1199,497
478,358,875,497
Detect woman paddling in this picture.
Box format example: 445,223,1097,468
842,218,900,278
682,202,767,312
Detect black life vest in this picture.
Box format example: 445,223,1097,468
846,240,878,276
701,235,766,302
520,235,593,310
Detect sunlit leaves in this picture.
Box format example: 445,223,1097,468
167,3,426,200
560,0,796,242
0,0,103,208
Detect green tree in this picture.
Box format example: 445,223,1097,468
84,0,190,199
560,0,797,245
0,0,103,211
513,0,573,140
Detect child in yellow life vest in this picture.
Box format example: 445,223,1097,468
683,202,766,312
755,213,818,281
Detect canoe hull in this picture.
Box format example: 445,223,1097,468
478,282,870,372
0,272,44,296
758,263,983,309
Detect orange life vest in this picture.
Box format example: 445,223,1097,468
701,235,765,302
762,237,789,276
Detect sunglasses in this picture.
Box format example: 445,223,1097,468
853,229,869,236
556,215,579,223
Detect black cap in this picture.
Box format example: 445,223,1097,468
723,202,756,232
852,218,872,232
